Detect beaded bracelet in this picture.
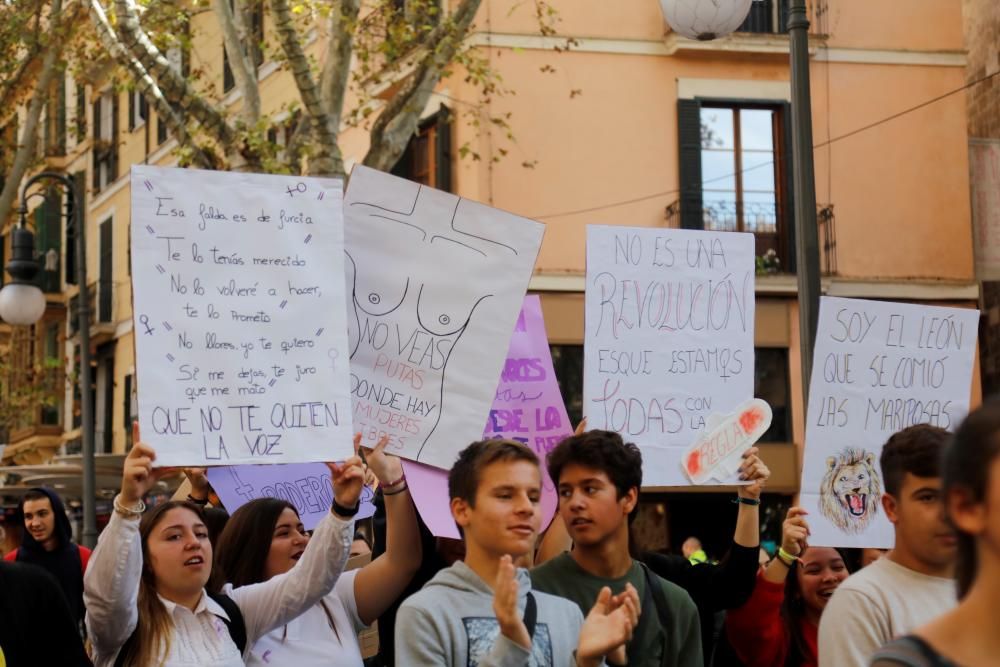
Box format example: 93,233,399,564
381,474,407,491
113,495,145,520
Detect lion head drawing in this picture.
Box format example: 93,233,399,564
819,447,882,534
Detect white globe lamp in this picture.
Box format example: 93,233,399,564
0,226,46,326
0,282,46,326
659,0,755,41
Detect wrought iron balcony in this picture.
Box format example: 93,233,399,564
666,199,836,276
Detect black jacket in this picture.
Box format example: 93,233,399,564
0,561,92,666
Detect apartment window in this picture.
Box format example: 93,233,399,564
40,323,61,426
550,344,584,427
92,90,119,192
755,348,790,443
678,99,794,270
737,0,789,34
157,46,186,145
391,105,452,191
222,0,265,93
74,83,87,143
64,171,85,285
94,343,115,454
548,345,791,442
266,111,301,164
128,89,148,131
32,187,63,293
98,218,113,323
42,77,67,157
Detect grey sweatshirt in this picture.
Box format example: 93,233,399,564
395,560,589,667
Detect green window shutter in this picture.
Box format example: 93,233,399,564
435,105,452,193
677,99,704,230
781,101,796,273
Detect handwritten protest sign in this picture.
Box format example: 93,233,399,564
801,297,979,547
130,165,354,466
583,226,756,486
405,295,571,538
682,399,772,484
207,464,375,531
344,166,544,470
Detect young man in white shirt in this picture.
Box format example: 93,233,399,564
818,424,958,667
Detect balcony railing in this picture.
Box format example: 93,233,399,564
667,199,836,276
736,0,828,37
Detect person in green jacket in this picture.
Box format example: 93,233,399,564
531,430,703,667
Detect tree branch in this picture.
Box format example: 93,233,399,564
86,0,220,169
270,0,344,177
0,0,64,227
110,0,240,163
319,0,360,139
212,0,261,124
363,0,482,171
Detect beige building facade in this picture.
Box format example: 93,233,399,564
0,0,982,544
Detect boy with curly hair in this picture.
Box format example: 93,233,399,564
530,430,702,667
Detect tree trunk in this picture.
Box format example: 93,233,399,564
0,0,64,227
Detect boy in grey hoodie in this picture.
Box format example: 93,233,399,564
396,439,638,667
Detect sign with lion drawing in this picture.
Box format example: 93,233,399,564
800,297,979,548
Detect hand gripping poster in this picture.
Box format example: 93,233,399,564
130,166,354,466
344,166,544,470
800,297,979,547
583,226,756,487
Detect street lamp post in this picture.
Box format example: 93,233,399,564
0,172,96,549
788,0,821,407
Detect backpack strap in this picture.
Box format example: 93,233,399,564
640,562,671,628
112,592,247,667
207,591,247,654
625,562,671,667
524,592,538,640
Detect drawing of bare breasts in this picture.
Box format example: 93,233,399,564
344,168,519,463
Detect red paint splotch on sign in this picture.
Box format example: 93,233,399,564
686,450,702,476
739,407,764,435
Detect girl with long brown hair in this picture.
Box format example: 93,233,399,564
83,435,364,667
214,435,422,666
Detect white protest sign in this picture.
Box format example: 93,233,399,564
584,225,756,486
344,166,544,470
130,165,354,467
801,297,979,548
681,398,772,484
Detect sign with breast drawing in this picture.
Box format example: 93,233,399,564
344,166,544,470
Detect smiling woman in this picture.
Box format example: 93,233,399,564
212,435,423,667
725,508,853,667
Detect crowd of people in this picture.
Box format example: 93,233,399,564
2,401,1000,666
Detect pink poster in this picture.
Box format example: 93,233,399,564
404,295,572,538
